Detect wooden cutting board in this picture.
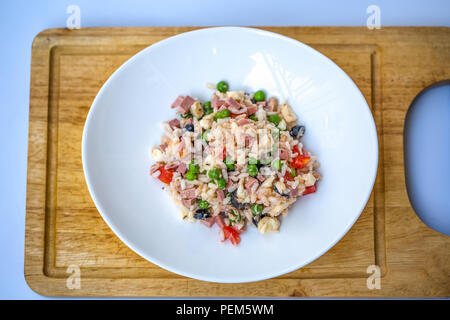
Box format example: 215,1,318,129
25,27,450,297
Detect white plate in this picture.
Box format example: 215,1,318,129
82,27,378,283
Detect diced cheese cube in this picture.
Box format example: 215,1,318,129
280,103,297,123
190,101,204,119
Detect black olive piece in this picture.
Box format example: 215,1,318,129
194,209,211,220
273,185,290,198
289,125,305,138
185,124,194,132
251,98,256,104
230,190,249,210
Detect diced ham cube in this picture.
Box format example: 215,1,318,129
227,97,240,108
226,98,244,113
245,177,259,194
212,100,226,109
181,96,195,108
215,215,225,228
200,217,215,228
180,187,197,199
177,96,195,114
168,118,181,129
164,161,179,170
217,189,225,201
182,198,196,208
177,105,189,114
289,188,299,197
211,94,226,109
246,105,257,115
171,96,184,109
176,162,187,174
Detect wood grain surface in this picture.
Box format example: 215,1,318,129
25,27,450,297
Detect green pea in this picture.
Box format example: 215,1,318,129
224,156,235,171
247,164,258,177
268,114,281,125
253,90,266,102
249,114,257,121
189,161,200,173
217,81,229,93
198,199,209,209
202,129,210,142
208,168,221,180
272,159,282,171
214,109,230,120
203,101,213,115
251,203,263,215
185,171,197,181
203,101,212,108
217,178,227,189
290,168,296,178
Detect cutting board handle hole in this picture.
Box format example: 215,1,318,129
404,80,450,236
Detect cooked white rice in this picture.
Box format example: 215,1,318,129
150,84,321,244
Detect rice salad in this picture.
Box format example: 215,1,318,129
150,81,321,245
